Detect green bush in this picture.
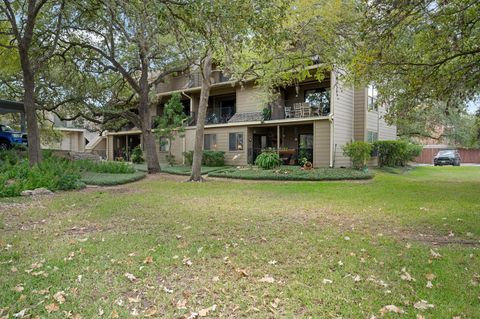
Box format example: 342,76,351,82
131,146,144,164
166,154,176,166
183,151,194,166
202,150,225,166
373,140,422,167
75,160,135,174
182,150,225,167
343,141,373,170
255,150,281,169
0,157,84,197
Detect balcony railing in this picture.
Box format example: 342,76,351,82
187,111,234,126
269,100,330,121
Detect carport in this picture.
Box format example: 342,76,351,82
0,99,26,132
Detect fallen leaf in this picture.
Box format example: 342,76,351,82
53,291,66,304
45,303,59,313
259,275,275,283
182,257,192,266
198,304,216,317
344,236,351,241
417,315,426,319
400,267,416,282
13,285,24,292
430,249,442,259
128,296,141,303
13,309,27,318
98,307,104,316
425,273,436,281
268,260,278,265
379,305,404,315
143,256,153,264
110,310,119,318
413,300,435,310
426,281,433,288
163,286,173,294
212,276,220,282
236,269,249,277
11,266,18,273
322,278,333,284
353,274,362,282
144,307,157,317
124,273,137,282
176,299,187,309
270,298,280,308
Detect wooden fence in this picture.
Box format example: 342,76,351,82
414,148,480,164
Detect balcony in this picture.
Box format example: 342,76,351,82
188,111,235,126
269,99,330,121
156,70,232,94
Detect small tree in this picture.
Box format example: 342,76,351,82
343,141,372,170
155,93,188,166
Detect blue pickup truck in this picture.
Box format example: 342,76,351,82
0,124,27,150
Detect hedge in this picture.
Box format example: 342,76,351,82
373,140,422,167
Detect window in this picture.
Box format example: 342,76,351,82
367,85,378,111
159,137,170,152
204,134,217,150
304,88,330,115
367,131,378,143
229,132,244,151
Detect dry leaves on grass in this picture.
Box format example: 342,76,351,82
430,249,442,259
413,300,435,310
124,273,137,282
400,267,416,282
45,303,59,313
143,256,153,264
198,305,217,317
379,305,404,315
258,275,275,283
53,291,67,304
176,299,187,309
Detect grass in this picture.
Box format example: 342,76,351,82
209,165,374,181
161,165,227,176
1,166,479,318
80,171,146,186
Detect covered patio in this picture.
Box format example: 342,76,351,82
0,99,26,132
247,123,313,165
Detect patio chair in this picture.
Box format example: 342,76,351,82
284,106,293,118
301,104,311,117
293,103,303,118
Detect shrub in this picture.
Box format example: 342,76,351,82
183,151,194,165
0,157,84,197
75,160,135,174
373,140,422,167
343,141,373,170
182,150,225,167
202,150,225,166
131,146,144,164
166,154,176,166
255,150,281,169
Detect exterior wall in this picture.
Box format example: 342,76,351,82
106,135,114,160
236,84,264,113
156,132,184,164
313,120,331,167
45,130,85,152
378,108,397,140
332,73,354,167
91,137,107,158
353,88,366,141
183,126,248,166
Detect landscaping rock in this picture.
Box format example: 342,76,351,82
21,188,53,196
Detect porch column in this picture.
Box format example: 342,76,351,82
125,135,129,159
276,125,280,154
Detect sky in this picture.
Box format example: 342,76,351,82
467,99,479,114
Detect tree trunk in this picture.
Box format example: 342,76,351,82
138,57,161,174
189,53,212,182
20,52,42,166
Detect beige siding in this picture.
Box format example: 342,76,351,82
313,120,331,167
181,126,248,165
107,135,114,160
236,84,264,113
156,132,184,165
332,74,354,167
366,109,379,133
353,88,366,141
378,107,397,140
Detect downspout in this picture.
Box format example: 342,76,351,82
330,70,335,168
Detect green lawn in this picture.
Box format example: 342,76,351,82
1,166,479,318
80,171,146,186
